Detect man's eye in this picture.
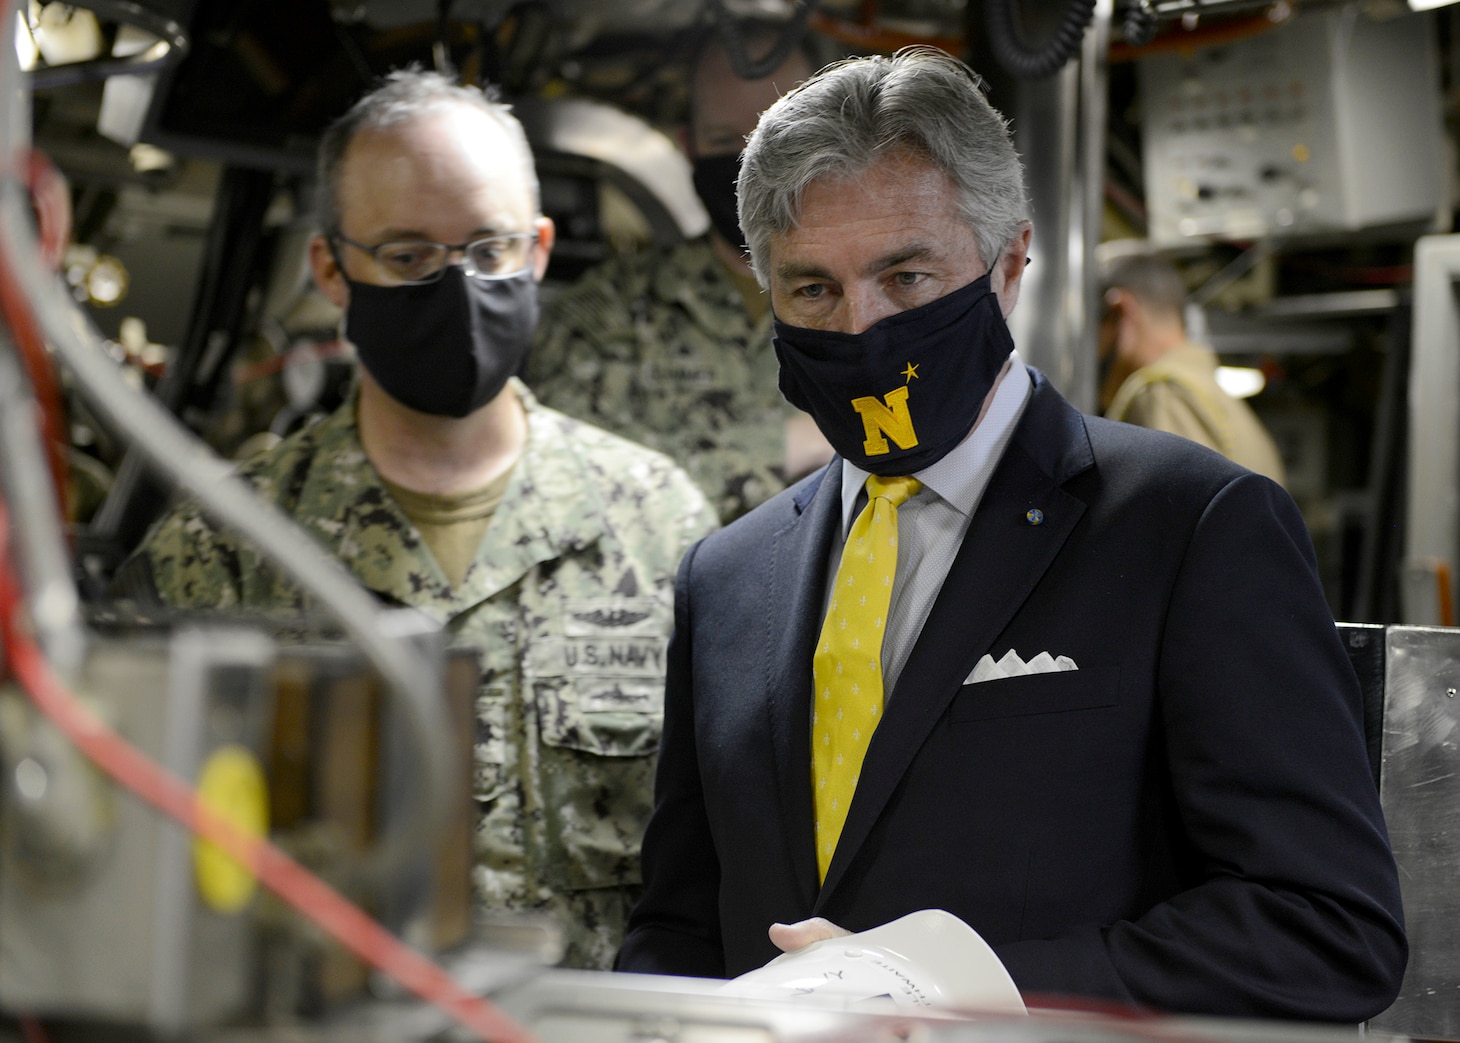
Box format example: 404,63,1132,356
891,271,925,287
796,283,827,299
382,244,433,268
470,240,507,264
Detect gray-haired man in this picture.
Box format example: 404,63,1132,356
619,47,1404,1020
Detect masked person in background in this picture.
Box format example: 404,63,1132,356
527,18,832,523
617,47,1406,1019
115,68,717,969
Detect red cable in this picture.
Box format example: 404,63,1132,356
0,507,537,1043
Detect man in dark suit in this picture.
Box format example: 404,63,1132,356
616,47,1406,1021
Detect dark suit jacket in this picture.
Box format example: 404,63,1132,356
617,370,1406,1021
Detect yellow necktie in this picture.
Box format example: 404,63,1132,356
812,474,922,882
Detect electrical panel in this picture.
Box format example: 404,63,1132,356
1138,7,1449,247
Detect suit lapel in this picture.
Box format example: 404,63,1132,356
817,376,1094,903
764,466,841,911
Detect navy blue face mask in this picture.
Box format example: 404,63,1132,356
691,153,746,250
772,271,1013,475
344,265,539,419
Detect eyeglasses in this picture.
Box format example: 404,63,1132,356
332,231,539,285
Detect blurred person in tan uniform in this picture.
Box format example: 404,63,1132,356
1099,253,1286,486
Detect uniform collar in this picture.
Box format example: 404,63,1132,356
293,378,613,621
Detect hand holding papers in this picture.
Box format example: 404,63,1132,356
719,909,1025,1015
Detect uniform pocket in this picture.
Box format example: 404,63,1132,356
533,674,661,891
530,596,669,891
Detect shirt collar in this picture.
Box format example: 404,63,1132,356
840,351,1032,532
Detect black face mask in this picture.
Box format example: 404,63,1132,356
344,265,539,419
691,153,745,250
773,271,1013,475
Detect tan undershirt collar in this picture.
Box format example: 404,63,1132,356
380,466,513,589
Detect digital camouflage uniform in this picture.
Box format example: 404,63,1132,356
131,379,717,969
528,236,792,523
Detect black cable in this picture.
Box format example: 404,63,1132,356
1119,0,1159,46
983,0,1096,79
706,0,821,81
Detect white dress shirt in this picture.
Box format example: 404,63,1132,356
829,351,1033,697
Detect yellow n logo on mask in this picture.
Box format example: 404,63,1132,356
851,385,919,457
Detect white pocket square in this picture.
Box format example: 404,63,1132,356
966,649,1078,684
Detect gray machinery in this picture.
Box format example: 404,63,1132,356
1138,6,1448,248
1346,623,1460,1042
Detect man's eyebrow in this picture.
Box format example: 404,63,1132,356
775,259,834,283
864,243,937,275
368,225,506,243
774,244,942,284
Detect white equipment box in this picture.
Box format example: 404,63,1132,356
1139,6,1448,247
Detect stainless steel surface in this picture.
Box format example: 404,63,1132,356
1401,234,1460,625
1371,624,1460,1040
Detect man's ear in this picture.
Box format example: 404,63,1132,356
1105,288,1149,362
1103,288,1129,326
994,222,1033,319
309,233,348,309
530,215,556,282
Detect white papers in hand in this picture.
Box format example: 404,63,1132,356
717,908,1026,1015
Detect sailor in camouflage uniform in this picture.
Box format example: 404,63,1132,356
121,70,716,970
528,25,831,523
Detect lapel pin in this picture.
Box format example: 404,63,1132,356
1025,508,1044,526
